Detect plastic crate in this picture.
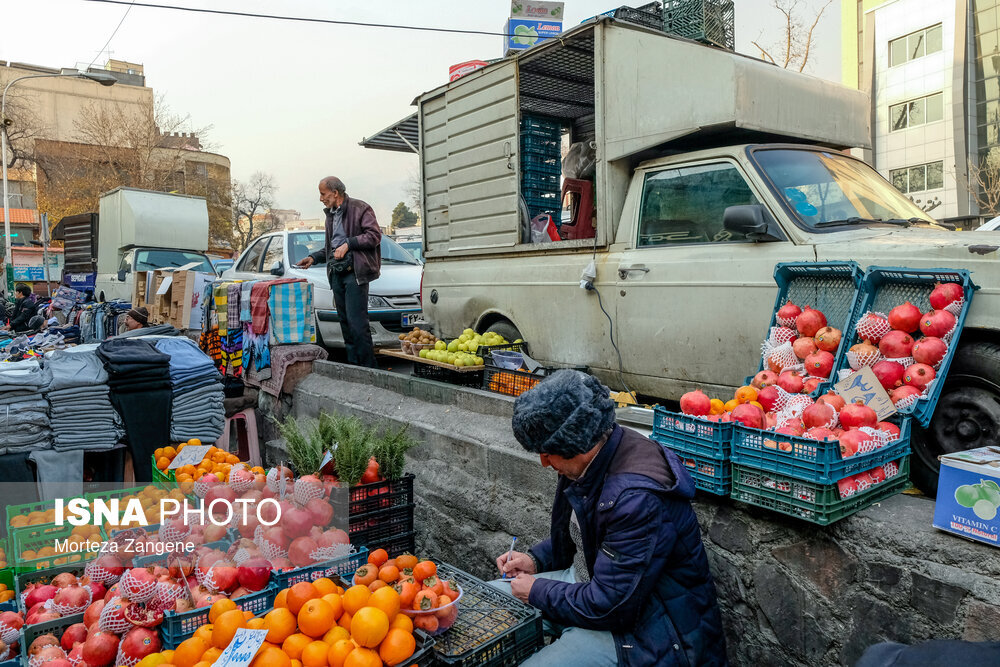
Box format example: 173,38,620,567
19,613,85,667
379,531,416,558
270,548,369,590
832,267,978,428
731,457,910,525
5,500,59,545
476,340,529,359
14,563,90,613
338,474,415,517
151,454,177,487
13,526,105,570
482,366,544,398
349,505,415,551
660,441,730,496
133,538,233,568
612,3,663,30
520,153,560,172
412,362,484,388
747,261,864,394
522,168,560,191
520,135,560,153
431,563,543,667
652,407,733,458
520,115,564,134
160,584,276,649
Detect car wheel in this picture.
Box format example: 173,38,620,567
911,340,1000,495
479,319,521,344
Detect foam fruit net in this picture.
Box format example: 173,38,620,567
855,312,891,344
294,478,325,506
120,569,156,604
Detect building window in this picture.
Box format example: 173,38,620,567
890,93,944,131
889,24,943,66
890,161,944,193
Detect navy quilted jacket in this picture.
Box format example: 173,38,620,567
528,425,728,666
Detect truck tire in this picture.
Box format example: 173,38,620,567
911,340,1000,494
479,319,521,344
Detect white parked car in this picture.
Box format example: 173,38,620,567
223,231,423,347
976,216,1000,231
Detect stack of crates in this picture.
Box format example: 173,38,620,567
520,115,563,220
651,408,734,495
334,474,416,557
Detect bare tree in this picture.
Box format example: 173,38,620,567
752,0,833,73
231,172,280,252
0,73,47,171
962,151,1000,219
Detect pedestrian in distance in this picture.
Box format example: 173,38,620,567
495,369,728,666
296,176,382,367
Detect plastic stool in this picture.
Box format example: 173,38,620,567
559,178,596,240
216,408,262,467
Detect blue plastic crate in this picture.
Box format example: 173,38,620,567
661,441,730,496
520,115,564,134
270,548,369,590
730,418,912,484
652,406,733,457
160,584,276,649
19,614,85,667
520,134,560,152
520,152,560,172
746,262,864,395
832,267,978,428
522,169,560,191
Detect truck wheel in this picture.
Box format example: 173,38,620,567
479,319,521,344
911,340,1000,494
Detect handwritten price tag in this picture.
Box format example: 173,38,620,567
834,366,896,421
214,629,269,667
168,445,212,470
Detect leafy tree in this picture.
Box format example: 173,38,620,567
391,201,419,230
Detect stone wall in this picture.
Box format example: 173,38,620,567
280,361,1000,666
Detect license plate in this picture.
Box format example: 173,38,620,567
402,313,427,327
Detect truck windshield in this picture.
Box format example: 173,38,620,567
750,149,938,230
134,249,214,273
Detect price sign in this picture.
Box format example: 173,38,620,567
834,366,896,421
214,629,269,667
168,445,212,470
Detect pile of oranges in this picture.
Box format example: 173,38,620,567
16,525,101,568
707,385,764,415
155,440,264,493
0,583,15,604
154,570,419,667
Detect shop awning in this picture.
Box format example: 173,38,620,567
360,113,419,153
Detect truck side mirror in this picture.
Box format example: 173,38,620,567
270,261,284,276
117,269,127,282
723,205,786,242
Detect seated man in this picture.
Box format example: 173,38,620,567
497,370,727,666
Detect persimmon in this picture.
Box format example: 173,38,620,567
394,553,418,570
421,575,443,596
378,565,400,583
412,560,436,582
412,590,437,611
413,614,439,634
353,565,377,587
442,579,460,601
395,581,419,608
367,548,389,568
378,628,416,666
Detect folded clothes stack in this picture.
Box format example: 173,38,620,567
154,337,225,442
0,358,52,453
46,345,123,451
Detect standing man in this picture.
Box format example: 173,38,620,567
296,176,381,367
497,370,727,666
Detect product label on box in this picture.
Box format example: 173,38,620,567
504,18,563,51
934,446,1000,547
511,1,564,20
834,367,896,420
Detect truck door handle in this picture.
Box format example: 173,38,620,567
618,266,650,280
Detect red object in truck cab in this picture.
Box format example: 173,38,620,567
559,178,596,241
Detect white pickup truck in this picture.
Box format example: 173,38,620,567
365,18,1000,492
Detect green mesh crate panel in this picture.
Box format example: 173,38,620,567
663,0,735,50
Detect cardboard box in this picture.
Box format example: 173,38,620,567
933,446,1000,547
149,267,213,330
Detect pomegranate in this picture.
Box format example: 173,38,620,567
28,611,62,625
804,350,834,379
288,536,320,568
777,419,805,436
802,402,835,429
237,558,272,592
775,426,802,438
803,427,837,441
47,660,72,667
856,313,890,343
764,412,778,430
34,646,67,664
202,523,228,543
792,337,818,360
305,497,334,526
25,584,58,609
879,330,914,359
51,573,78,589
770,327,797,346
67,646,84,667
29,635,59,655
816,391,846,412
929,282,963,310
839,403,878,429
0,611,23,633
319,528,349,546
60,624,88,652
890,385,921,405
795,306,827,337
887,302,921,333
777,371,804,394
875,422,901,440
679,390,712,416
776,301,801,325
871,360,905,390
912,336,948,367
283,506,315,540
756,385,780,411
839,429,871,458
752,370,779,389
803,377,821,394
730,404,765,429
869,467,887,484
903,363,936,391
262,526,289,550
837,476,858,498
82,632,119,667
919,309,956,338
849,340,879,364
205,485,237,517
85,580,107,601
813,326,842,353
118,628,160,663
238,515,261,540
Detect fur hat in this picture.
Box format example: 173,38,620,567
511,369,615,458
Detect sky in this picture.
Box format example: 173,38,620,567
2,0,841,228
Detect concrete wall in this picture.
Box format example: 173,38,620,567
284,361,1000,666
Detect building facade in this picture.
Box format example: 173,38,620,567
842,0,996,228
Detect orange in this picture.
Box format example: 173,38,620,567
263,608,297,644
250,647,291,667
379,628,416,666
367,587,400,621
322,626,350,645
194,661,212,667
193,625,214,644
188,438,202,447
300,641,330,667
209,598,238,623
350,607,388,648
274,589,288,609
337,611,352,632
312,578,337,596
734,385,757,404
287,582,321,616
164,446,177,457
154,447,165,459
388,614,413,633
724,399,739,412
298,598,336,638
327,639,355,667
201,648,223,664
243,610,255,621
161,651,176,663
173,637,210,667
157,457,171,470
343,647,381,667
226,454,240,464
341,586,370,616
291,661,302,667
709,398,726,415
9,516,27,528
247,618,266,630
213,609,248,649
281,633,312,661
320,593,344,620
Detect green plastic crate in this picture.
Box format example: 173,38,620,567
12,525,107,571
152,454,177,488
731,458,910,525
5,500,60,545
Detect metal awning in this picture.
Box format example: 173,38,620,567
359,113,419,153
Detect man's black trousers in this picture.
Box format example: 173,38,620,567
330,270,377,367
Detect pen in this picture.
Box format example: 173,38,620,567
501,536,517,579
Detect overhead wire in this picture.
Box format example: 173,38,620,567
85,0,137,70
